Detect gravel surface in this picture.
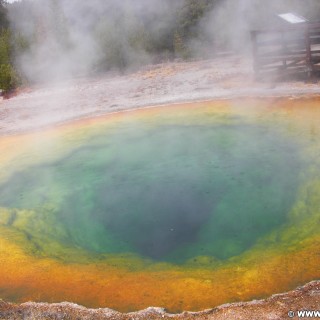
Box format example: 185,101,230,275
1,56,320,135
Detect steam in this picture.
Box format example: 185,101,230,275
8,0,183,83
7,0,320,85
187,0,320,57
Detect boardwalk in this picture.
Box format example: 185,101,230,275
251,22,320,78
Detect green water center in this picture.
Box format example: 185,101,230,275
0,122,301,262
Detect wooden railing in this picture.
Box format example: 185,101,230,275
251,22,320,78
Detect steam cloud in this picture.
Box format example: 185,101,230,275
7,0,320,84
8,0,184,83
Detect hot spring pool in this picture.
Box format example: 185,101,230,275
0,98,319,312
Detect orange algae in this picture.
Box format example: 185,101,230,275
0,98,320,312
0,224,319,312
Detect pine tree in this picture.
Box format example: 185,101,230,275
0,0,8,30
0,30,19,93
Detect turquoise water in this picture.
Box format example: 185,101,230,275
0,122,301,262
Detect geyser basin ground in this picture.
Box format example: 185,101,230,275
0,98,320,312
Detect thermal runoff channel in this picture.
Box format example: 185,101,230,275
0,99,319,312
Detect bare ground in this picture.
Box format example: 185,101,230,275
1,56,320,135
0,56,320,319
